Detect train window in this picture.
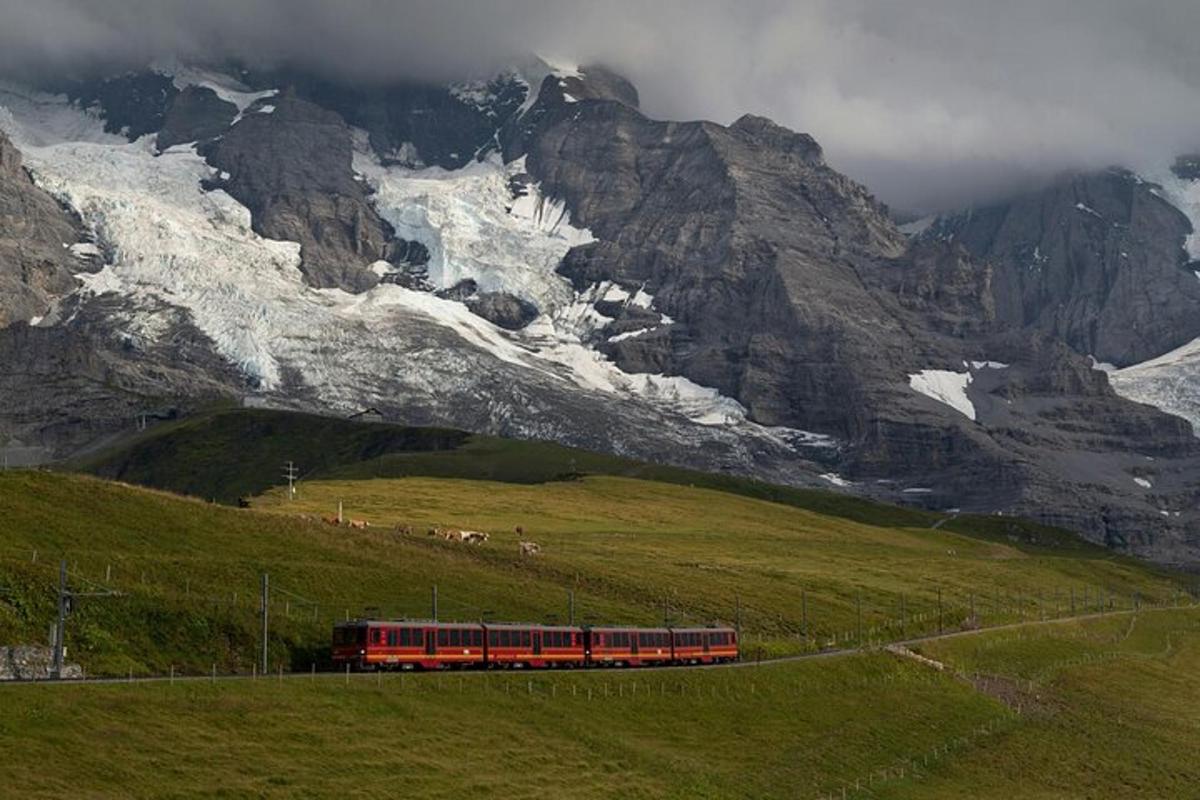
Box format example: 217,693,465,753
448,629,459,647
370,628,381,645
438,629,448,647
386,630,397,646
488,630,498,646
522,631,531,648
502,630,513,647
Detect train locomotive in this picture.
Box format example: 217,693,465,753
332,620,738,671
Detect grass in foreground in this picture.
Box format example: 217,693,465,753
2,609,1197,799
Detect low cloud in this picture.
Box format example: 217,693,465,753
2,0,1197,210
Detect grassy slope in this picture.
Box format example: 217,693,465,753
3,610,1197,799
0,471,1187,676
907,609,1200,799
77,406,1073,538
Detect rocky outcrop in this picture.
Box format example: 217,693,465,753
66,72,179,141
0,132,81,327
0,646,83,680
1173,155,1200,181
244,68,529,170
201,93,409,292
156,86,238,151
0,293,249,457
927,169,1200,366
466,292,539,330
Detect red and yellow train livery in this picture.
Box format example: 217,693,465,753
332,620,737,671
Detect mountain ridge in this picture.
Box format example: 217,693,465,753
1,61,1199,564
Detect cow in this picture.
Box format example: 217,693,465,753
514,525,524,535
519,541,541,557
322,515,341,526
461,530,489,545
347,519,370,530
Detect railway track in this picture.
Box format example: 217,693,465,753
4,604,1191,688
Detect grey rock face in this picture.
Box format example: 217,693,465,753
927,170,1200,366
503,73,1200,563
514,86,909,436
0,132,81,327
156,86,238,151
1173,155,1200,181
0,293,249,457
466,292,539,330
244,68,529,170
65,72,179,141
201,93,408,292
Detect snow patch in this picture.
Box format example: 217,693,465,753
354,146,592,313
909,370,975,421
968,360,1009,370
162,63,279,114
899,215,936,236
1145,163,1200,261
819,473,853,487
609,327,655,343
1133,477,1153,489
69,242,102,259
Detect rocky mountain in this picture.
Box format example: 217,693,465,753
0,131,82,327
924,168,1200,367
1,62,1199,565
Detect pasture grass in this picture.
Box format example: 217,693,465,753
0,470,1188,677
3,609,1197,799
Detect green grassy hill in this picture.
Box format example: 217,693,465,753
75,407,1087,544
0,469,1188,677
4,441,1199,798
3,609,1197,799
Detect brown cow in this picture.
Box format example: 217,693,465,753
322,515,340,526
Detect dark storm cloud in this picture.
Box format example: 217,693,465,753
2,0,1198,210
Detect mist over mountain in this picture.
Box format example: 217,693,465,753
2,0,1198,211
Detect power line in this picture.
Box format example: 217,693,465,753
282,461,298,500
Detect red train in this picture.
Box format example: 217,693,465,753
332,620,738,671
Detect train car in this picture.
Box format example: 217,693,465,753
332,620,486,670
333,620,738,670
670,626,739,664
483,623,540,668
432,623,487,668
536,625,586,667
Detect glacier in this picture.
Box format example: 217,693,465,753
0,80,835,466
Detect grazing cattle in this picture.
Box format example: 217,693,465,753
322,515,340,526
347,519,370,530
519,541,541,557
514,525,524,535
461,530,489,545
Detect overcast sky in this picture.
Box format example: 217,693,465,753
2,0,1198,211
